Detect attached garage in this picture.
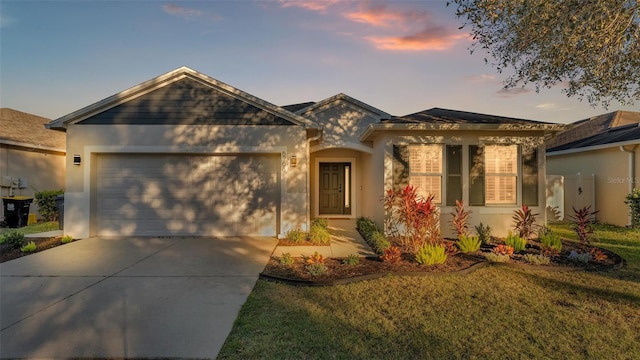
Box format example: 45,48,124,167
95,153,280,237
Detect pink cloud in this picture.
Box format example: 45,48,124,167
163,4,221,21
367,26,466,51
278,0,342,12
345,4,431,28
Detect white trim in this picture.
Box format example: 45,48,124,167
298,93,392,119
547,139,640,156
314,157,357,219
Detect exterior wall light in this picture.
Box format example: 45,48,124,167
73,154,81,166
290,155,297,167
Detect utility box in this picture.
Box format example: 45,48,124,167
1,196,34,228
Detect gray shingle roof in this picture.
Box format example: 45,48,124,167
0,108,65,150
547,111,640,152
386,107,553,125
282,102,315,113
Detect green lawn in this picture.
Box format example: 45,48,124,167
218,224,640,359
0,221,59,238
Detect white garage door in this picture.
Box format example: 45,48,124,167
95,154,279,236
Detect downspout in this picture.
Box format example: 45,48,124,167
306,128,323,229
620,145,637,227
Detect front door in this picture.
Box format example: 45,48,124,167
319,162,351,215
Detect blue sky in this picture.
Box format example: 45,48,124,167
1,0,638,124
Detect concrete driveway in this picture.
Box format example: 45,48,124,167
0,236,277,359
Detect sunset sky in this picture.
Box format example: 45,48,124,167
1,0,638,124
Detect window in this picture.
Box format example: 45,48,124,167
409,145,442,202
484,145,517,204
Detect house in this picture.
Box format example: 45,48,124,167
547,111,640,227
0,108,66,220
47,67,562,239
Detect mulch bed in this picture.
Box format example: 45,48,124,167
0,236,66,263
261,238,625,286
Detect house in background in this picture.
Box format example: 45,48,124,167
46,67,562,239
547,111,640,227
0,108,66,220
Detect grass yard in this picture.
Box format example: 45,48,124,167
218,224,640,359
0,221,59,236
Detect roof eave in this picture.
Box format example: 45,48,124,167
0,139,65,153
359,123,565,142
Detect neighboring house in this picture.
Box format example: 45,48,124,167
547,111,640,227
0,108,66,220
47,67,562,239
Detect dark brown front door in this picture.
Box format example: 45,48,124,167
319,162,351,215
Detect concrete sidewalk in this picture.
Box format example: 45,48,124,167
272,219,376,258
0,235,277,359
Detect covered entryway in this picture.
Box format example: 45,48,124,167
95,153,279,236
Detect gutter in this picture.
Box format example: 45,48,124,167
548,139,640,156
0,139,65,154
620,145,637,226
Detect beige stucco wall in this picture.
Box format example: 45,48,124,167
371,130,548,238
547,145,640,226
0,145,65,219
64,124,309,238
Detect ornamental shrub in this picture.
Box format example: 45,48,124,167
504,231,527,252
20,241,37,253
306,263,327,277
309,223,330,245
475,222,492,244
356,216,379,239
285,228,307,243
343,254,360,266
369,230,390,255
457,234,481,253
312,218,329,229
35,189,64,221
279,253,294,266
414,244,447,265
1,230,25,249
625,188,640,228
539,231,562,254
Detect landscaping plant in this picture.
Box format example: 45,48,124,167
305,251,325,264
61,235,74,244
380,246,402,263
568,250,591,264
523,254,550,265
369,230,390,255
457,234,481,253
305,263,327,277
309,223,330,245
504,231,527,252
20,241,37,253
35,189,64,222
493,244,514,256
512,204,539,238
312,218,329,229
383,185,440,252
475,222,492,244
285,228,307,244
539,230,562,255
343,254,360,266
568,206,598,246
484,252,510,262
1,230,25,249
414,244,447,265
279,253,294,266
356,216,379,239
624,188,640,228
449,199,471,237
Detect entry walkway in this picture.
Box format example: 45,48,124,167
273,219,376,258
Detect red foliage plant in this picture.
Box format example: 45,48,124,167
383,185,441,252
569,206,598,246
450,200,471,237
380,246,402,263
493,244,514,256
512,204,539,239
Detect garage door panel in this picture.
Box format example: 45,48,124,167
96,154,279,236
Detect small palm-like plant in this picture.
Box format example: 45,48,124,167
512,205,539,238
450,200,471,237
568,206,598,246
457,234,481,253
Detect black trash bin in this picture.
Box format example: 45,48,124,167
55,194,64,230
1,196,34,228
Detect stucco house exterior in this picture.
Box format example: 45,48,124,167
547,111,640,227
47,67,562,239
1,108,66,220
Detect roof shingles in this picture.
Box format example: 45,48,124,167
0,108,65,150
